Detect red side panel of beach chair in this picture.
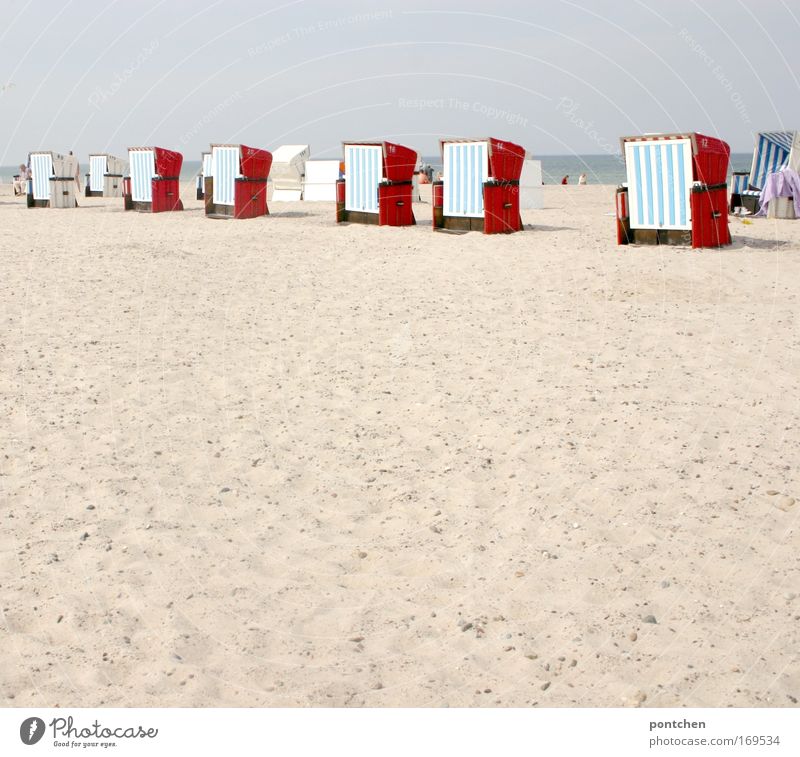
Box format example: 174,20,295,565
151,178,183,212
487,139,525,182
240,146,272,181
690,186,730,248
483,182,521,234
234,179,268,219
154,148,183,179
432,181,444,229
378,182,415,226
382,143,417,184
616,187,631,245
692,133,730,186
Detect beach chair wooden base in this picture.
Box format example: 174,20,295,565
433,213,485,233
633,229,692,246
336,207,380,225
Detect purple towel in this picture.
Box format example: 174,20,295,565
757,168,800,217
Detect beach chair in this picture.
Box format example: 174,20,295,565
740,131,800,217
27,151,59,208
204,144,272,219
432,138,525,233
49,154,79,208
270,145,310,201
197,152,212,200
616,133,731,248
303,160,340,201
124,147,184,213
729,172,752,214
519,157,544,210
86,154,126,197
26,151,79,209
336,141,417,226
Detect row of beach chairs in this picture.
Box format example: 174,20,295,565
21,131,799,246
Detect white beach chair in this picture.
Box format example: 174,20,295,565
519,158,544,210
270,144,310,201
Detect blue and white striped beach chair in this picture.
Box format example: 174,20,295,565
734,131,799,213
27,151,57,207
749,131,798,190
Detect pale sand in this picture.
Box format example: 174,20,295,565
1,183,798,708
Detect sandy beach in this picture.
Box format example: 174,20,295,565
1,183,798,708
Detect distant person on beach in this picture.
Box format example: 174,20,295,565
561,175,569,185
13,163,29,196
578,173,587,185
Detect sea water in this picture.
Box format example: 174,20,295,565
1,154,754,187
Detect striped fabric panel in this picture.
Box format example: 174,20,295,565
749,132,792,190
760,131,795,153
129,149,156,202
344,145,381,213
89,155,107,192
443,141,488,218
212,146,241,206
624,139,693,231
730,173,750,195
30,153,53,200
202,152,213,178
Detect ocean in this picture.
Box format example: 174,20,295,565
419,153,754,185
2,154,754,186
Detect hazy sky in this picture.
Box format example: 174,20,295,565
1,0,798,164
